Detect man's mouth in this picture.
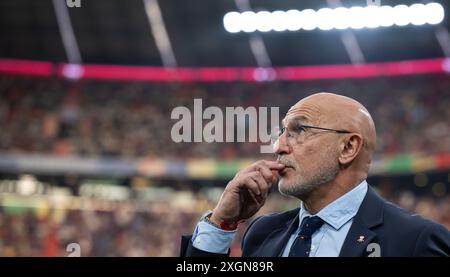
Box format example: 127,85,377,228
277,157,295,174
280,165,295,175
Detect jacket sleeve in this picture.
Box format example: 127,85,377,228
413,223,450,257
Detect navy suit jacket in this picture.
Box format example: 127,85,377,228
180,187,450,257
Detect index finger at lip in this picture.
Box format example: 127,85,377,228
256,165,277,183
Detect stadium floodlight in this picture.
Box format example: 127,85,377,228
348,6,366,30
363,6,381,29
223,2,445,33
393,5,410,26
378,6,395,27
410,4,427,26
241,11,257,33
223,12,242,33
317,8,334,31
285,9,302,31
255,11,272,32
272,10,287,32
425,2,445,25
334,7,350,30
301,9,317,31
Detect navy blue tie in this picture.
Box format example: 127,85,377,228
288,216,324,257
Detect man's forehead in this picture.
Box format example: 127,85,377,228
283,100,322,124
281,115,311,127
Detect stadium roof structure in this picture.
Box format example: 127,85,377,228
0,0,449,67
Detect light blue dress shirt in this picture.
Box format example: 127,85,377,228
192,180,368,256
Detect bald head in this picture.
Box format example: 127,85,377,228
285,92,377,170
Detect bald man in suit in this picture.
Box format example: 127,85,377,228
181,93,450,257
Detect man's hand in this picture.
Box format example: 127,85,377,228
210,160,285,227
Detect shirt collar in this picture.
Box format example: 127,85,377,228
299,180,368,231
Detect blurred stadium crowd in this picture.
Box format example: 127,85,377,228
1,186,449,257
0,74,449,256
0,74,449,160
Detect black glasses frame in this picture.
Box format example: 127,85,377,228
279,124,351,136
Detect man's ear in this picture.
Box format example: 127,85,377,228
339,134,363,165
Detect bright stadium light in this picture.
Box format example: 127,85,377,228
272,10,287,32
409,4,427,26
223,2,445,33
379,6,395,27
317,8,334,31
334,7,350,30
301,9,317,31
285,9,302,31
393,5,410,26
425,2,445,25
241,11,257,33
255,11,272,32
363,6,381,29
223,12,241,33
348,7,365,29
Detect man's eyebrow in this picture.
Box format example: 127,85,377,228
281,116,310,127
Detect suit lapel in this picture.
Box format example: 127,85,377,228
339,223,377,257
257,211,299,257
339,187,384,257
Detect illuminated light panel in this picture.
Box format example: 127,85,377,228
223,2,445,33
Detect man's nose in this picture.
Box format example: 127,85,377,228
274,132,291,155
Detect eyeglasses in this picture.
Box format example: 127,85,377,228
271,124,351,147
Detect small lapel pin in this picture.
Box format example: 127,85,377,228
357,235,365,243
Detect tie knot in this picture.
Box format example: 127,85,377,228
298,216,324,237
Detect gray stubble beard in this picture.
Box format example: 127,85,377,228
278,145,340,199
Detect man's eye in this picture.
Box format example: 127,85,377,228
291,125,306,134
